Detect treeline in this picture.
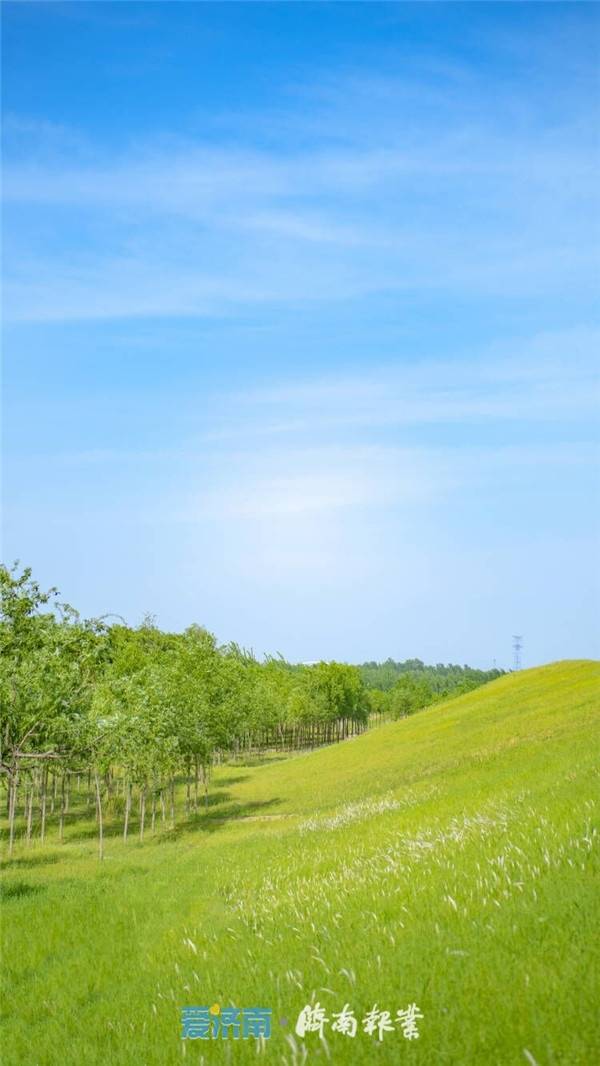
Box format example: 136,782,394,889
1,565,370,856
360,657,503,695
1,565,501,857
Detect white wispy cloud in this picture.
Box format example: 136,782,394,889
3,59,597,322
203,327,600,443
19,328,595,540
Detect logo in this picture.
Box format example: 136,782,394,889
181,1006,272,1040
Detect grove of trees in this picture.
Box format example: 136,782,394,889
0,565,371,857
1,564,502,858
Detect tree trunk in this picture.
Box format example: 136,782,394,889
40,764,48,843
94,770,104,860
59,773,66,843
186,758,191,813
139,788,146,842
26,778,34,845
123,780,131,842
8,765,19,856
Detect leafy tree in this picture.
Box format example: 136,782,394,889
0,564,106,852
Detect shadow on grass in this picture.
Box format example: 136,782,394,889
1,851,64,870
211,773,250,787
60,791,283,844
231,754,291,768
0,879,45,902
1,768,284,850
165,797,283,841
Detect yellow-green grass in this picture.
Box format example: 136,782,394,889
1,660,598,1065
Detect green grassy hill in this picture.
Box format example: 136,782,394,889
1,660,599,1065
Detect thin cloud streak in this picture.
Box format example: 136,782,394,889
3,61,598,322
208,329,600,440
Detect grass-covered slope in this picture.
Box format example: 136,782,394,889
1,660,599,1065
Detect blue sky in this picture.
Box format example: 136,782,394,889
2,2,599,668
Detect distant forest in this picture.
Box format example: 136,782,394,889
358,659,504,719
359,658,503,691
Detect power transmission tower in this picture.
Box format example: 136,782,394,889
512,635,523,671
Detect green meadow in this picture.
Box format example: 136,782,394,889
1,660,598,1065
